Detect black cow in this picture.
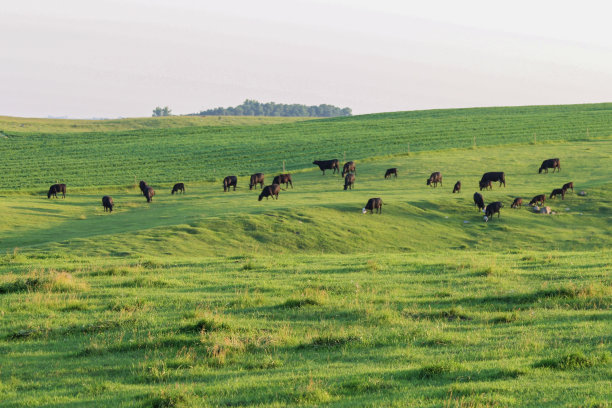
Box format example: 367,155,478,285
139,181,148,195
363,198,383,214
223,176,237,192
344,173,355,190
342,161,356,177
144,186,155,203
102,196,114,212
529,194,546,206
452,181,461,193
171,183,185,195
47,183,66,199
479,179,492,191
273,174,293,189
562,182,574,193
313,159,339,175
384,168,397,179
539,158,560,174
480,172,505,188
473,192,485,212
484,202,503,221
550,188,565,200
249,173,265,190
258,184,281,201
511,197,523,208
427,172,442,187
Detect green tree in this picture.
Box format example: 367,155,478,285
152,106,172,117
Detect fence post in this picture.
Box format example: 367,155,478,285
282,160,285,173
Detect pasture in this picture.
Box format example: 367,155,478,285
0,105,611,407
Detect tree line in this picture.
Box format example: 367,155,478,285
190,99,352,117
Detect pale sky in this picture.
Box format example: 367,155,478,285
1,0,611,118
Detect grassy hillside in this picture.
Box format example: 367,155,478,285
0,104,610,407
0,115,307,134
0,103,610,191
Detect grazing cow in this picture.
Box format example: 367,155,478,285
539,158,560,174
171,183,185,195
139,181,148,195
223,176,237,192
249,173,265,190
363,197,383,214
342,161,356,177
273,174,293,189
511,197,523,208
550,188,565,200
479,179,492,191
480,172,505,188
562,182,574,193
47,183,66,199
144,186,155,203
473,192,485,212
427,172,442,188
452,181,461,193
484,201,503,221
384,168,397,179
529,194,546,206
258,184,281,201
313,159,339,175
102,196,114,212
344,173,355,190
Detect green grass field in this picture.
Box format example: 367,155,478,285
0,105,610,407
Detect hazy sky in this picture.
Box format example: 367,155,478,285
2,0,611,118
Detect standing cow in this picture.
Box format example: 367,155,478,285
342,161,356,177
139,181,148,195
313,159,339,175
550,188,565,200
344,174,355,190
258,184,281,201
249,173,265,190
484,202,503,221
273,174,293,189
363,198,383,214
47,184,66,199
102,196,114,212
171,183,185,195
539,158,561,173
427,172,442,187
480,172,505,188
511,198,523,208
562,182,574,193
223,176,237,192
452,181,461,193
384,168,397,179
144,187,155,203
473,192,485,212
529,194,546,206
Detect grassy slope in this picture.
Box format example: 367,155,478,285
0,103,610,191
0,105,611,407
0,115,307,133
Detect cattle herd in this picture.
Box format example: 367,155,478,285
44,157,573,222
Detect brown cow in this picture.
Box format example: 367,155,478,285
511,197,523,208
102,196,114,212
47,183,66,199
550,188,565,200
249,173,265,190
539,158,560,173
273,174,293,189
562,182,574,193
529,194,546,206
344,173,355,190
427,172,442,187
363,198,383,214
223,176,237,192
342,161,356,177
384,168,397,179
479,179,492,191
144,186,155,203
452,181,461,193
258,184,281,201
171,183,185,195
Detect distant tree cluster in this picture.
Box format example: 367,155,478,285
152,106,172,117
192,99,351,117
